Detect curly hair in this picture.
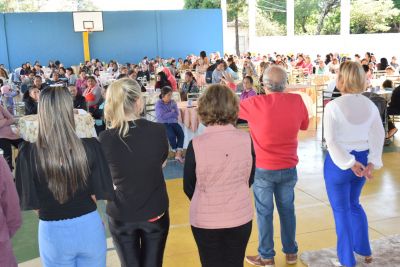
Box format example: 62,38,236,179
197,84,239,126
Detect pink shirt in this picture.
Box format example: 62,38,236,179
0,105,18,140
76,78,87,95
0,157,21,267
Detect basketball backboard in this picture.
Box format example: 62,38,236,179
73,11,103,32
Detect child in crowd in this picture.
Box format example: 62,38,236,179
155,86,185,163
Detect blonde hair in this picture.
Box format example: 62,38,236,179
36,87,89,204
198,84,239,126
337,61,366,94
104,78,143,137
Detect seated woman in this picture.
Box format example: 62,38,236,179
90,86,107,135
76,69,87,95
68,86,87,110
181,71,199,100
23,86,40,115
155,71,172,90
240,76,257,101
183,84,255,267
155,86,184,163
227,57,239,80
66,67,77,86
83,76,101,109
58,67,67,79
0,104,22,170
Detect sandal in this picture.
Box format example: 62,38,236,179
365,256,373,264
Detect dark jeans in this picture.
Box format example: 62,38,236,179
191,220,252,267
164,123,184,151
108,211,170,267
0,138,23,170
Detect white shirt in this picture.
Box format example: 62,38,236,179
324,94,384,170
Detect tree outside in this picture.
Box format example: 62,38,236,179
0,0,98,12
294,0,340,35
256,0,286,36
350,0,400,34
184,0,247,56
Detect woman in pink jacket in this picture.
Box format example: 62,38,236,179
183,84,255,267
163,67,177,91
0,156,22,267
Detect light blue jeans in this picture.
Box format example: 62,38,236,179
38,210,107,267
253,167,298,259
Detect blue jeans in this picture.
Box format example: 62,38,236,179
38,211,107,267
324,151,371,267
253,167,298,259
164,123,184,151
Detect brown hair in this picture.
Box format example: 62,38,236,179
36,87,89,204
197,84,239,126
382,79,393,89
337,61,366,94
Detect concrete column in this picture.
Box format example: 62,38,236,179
221,0,228,54
341,0,351,35
287,0,294,36
248,0,256,51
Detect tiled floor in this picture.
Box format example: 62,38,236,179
15,118,400,266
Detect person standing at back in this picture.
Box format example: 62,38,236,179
0,156,21,267
240,66,309,267
99,78,170,267
183,85,255,267
323,61,384,267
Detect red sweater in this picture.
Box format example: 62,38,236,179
239,93,309,170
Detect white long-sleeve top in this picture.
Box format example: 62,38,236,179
324,94,385,170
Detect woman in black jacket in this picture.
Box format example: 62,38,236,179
99,78,170,267
155,71,171,90
23,86,40,115
68,85,87,110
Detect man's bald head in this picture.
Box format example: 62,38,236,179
262,65,287,92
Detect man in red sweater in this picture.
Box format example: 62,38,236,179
240,65,309,267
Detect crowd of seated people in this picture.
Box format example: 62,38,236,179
1,50,400,267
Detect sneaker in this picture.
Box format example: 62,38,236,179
365,256,373,264
245,255,275,267
329,258,343,267
286,253,298,265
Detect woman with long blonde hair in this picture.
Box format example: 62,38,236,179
99,78,170,267
15,86,114,267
